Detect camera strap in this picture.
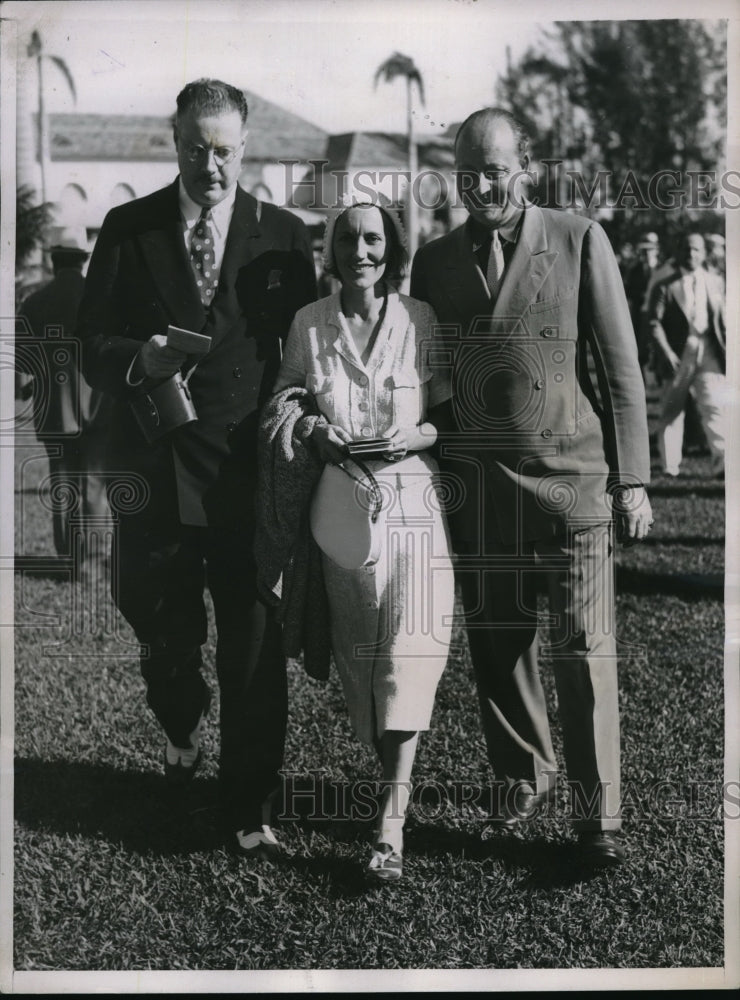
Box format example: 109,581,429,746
336,457,383,523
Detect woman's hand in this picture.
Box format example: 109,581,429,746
311,422,351,465
383,423,437,461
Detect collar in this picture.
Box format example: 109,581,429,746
679,265,706,282
466,209,524,252
178,177,237,237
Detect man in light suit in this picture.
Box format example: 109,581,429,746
649,232,726,478
77,79,316,857
411,108,653,867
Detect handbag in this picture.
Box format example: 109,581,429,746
309,458,385,570
129,370,198,444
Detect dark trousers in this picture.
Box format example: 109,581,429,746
458,523,620,832
112,517,287,831
42,431,109,559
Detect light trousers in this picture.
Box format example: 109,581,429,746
658,334,726,476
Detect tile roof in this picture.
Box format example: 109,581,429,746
47,90,328,162
326,132,453,170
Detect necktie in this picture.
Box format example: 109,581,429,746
190,208,218,306
486,229,505,299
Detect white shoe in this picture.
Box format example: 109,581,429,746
235,825,282,860
164,712,205,782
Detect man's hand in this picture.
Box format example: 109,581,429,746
614,484,653,546
311,423,351,465
658,343,681,375
135,334,187,380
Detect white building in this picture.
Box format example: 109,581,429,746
24,91,329,237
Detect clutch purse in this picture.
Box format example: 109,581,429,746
310,459,385,570
129,371,198,444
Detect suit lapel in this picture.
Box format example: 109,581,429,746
138,181,207,331
669,272,689,324
440,225,492,329
493,205,558,322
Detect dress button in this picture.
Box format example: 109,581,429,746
227,421,237,433
541,428,553,439
358,375,368,387
233,368,242,379
368,600,379,609
541,327,555,337
361,427,373,438
534,378,545,390
365,565,376,575
358,400,369,412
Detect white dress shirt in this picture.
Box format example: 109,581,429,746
178,177,237,273
125,179,238,388
680,265,709,335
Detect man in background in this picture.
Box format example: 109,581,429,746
624,232,661,374
18,227,111,569
649,232,726,478
704,233,726,283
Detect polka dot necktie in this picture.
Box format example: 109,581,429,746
190,208,219,306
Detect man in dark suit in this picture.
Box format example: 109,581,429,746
19,227,111,566
77,79,316,857
649,232,726,478
624,232,660,374
411,108,653,867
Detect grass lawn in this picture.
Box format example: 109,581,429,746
10,416,728,975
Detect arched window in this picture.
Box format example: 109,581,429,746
110,183,136,207
56,183,87,226
250,181,273,204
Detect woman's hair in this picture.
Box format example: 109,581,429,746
322,197,409,284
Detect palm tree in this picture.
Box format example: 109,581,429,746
374,52,425,260
27,30,77,207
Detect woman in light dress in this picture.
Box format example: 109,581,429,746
272,195,454,881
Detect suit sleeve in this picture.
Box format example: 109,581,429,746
272,314,308,393
76,208,146,396
579,221,651,488
288,214,318,321
409,247,430,304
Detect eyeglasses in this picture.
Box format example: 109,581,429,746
181,142,243,166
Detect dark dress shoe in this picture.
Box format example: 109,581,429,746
489,784,556,830
578,831,626,867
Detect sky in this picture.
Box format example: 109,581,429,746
8,0,735,139
6,0,557,136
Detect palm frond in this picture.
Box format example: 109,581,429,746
48,55,77,103
374,51,425,104
27,30,42,58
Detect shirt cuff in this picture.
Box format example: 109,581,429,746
125,351,146,387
